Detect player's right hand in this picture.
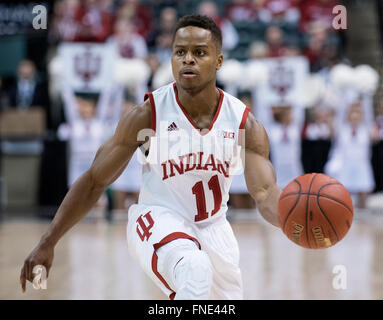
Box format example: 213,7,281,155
19,242,54,293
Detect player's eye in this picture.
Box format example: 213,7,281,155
176,49,184,55
195,49,205,56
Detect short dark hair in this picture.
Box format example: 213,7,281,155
173,15,222,52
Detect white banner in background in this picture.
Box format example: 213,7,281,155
253,56,309,108
58,42,116,92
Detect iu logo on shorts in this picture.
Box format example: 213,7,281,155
136,211,154,241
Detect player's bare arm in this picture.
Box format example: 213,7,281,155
243,112,282,228
19,99,152,292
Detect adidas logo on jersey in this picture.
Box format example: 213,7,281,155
167,122,178,131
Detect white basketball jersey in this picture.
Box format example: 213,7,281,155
138,82,249,225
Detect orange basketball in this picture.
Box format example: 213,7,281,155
278,173,354,249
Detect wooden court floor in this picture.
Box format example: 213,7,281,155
1,210,383,300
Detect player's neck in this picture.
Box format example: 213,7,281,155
176,82,220,117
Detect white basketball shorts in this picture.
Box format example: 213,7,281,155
126,203,243,300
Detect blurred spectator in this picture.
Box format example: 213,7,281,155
150,0,179,20
57,86,118,215
302,20,344,73
107,18,148,59
325,97,376,209
376,99,383,135
118,0,154,40
301,107,334,174
372,99,383,192
303,21,329,71
58,86,112,186
198,1,239,53
72,0,114,43
224,0,258,23
147,7,178,64
147,7,177,47
258,0,301,24
247,41,270,59
299,0,339,33
99,0,115,12
49,0,81,44
256,101,305,189
267,106,305,189
284,43,302,56
146,52,162,92
265,25,288,57
377,0,383,50
4,60,48,110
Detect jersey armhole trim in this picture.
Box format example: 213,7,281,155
144,92,156,134
151,232,202,300
240,106,250,130
238,106,250,146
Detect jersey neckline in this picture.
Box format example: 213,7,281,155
173,82,224,136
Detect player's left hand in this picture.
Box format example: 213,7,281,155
19,241,54,293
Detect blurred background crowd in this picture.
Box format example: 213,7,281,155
1,0,383,220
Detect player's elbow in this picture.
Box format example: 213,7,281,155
252,183,276,205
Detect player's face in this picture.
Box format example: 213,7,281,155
172,26,223,92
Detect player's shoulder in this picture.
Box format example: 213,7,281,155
118,98,152,133
244,112,266,134
113,98,153,146
243,112,269,158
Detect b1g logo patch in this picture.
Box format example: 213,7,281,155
136,211,154,241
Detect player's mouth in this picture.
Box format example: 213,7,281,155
180,69,198,78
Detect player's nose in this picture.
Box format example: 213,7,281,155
183,51,195,65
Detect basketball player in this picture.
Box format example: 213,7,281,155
20,15,282,300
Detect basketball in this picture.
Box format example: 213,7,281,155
278,173,354,249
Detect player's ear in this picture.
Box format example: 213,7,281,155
216,53,224,71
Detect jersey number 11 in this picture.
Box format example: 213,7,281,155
192,174,222,222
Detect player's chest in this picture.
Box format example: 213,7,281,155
147,119,240,171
